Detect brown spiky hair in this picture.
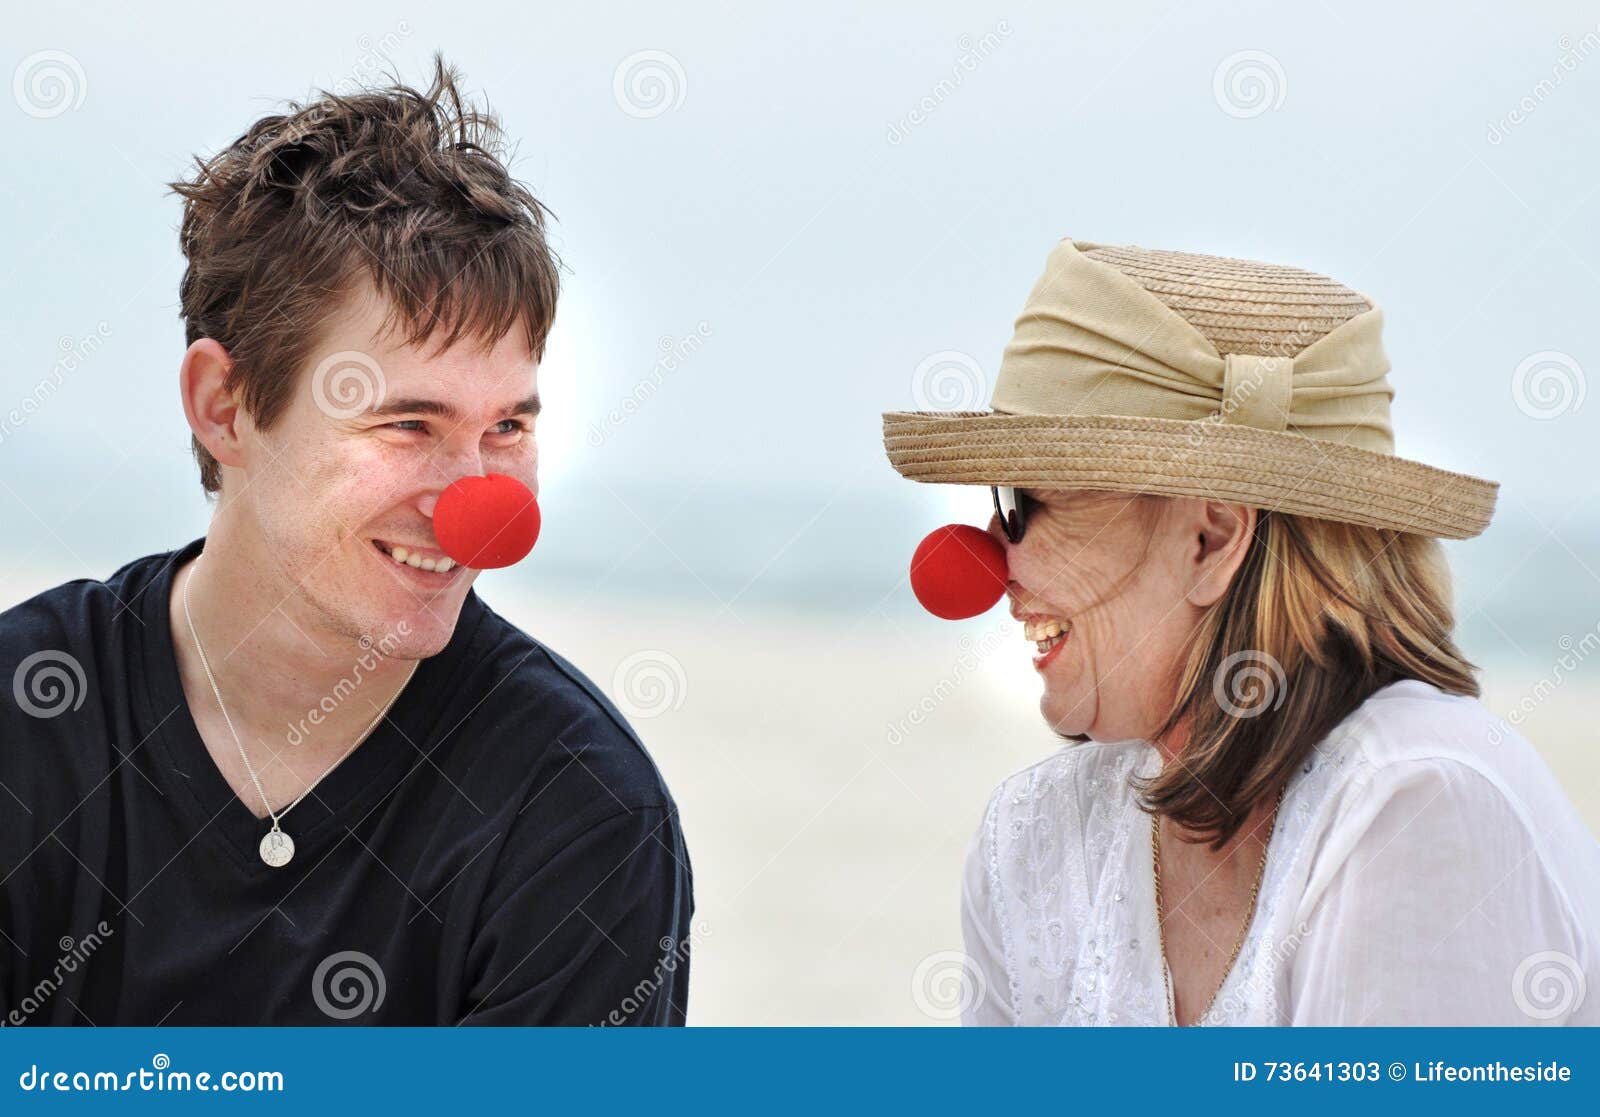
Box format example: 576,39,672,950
168,52,561,494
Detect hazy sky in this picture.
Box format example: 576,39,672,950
3,1,1597,655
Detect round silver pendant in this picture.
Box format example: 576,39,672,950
259,828,295,868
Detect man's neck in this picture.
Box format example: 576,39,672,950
168,523,416,764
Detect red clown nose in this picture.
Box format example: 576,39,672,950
433,473,541,570
909,524,1009,620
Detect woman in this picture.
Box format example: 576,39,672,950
882,237,1600,1025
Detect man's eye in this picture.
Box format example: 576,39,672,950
385,419,527,436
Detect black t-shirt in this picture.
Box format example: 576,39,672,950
0,536,693,1025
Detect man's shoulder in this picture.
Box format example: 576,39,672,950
461,598,678,815
2,546,173,620
0,547,172,677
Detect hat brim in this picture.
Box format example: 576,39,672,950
882,410,1498,540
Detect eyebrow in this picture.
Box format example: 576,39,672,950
364,393,542,424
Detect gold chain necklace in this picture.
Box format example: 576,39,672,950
1151,781,1286,1026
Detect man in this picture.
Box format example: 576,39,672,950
0,55,693,1025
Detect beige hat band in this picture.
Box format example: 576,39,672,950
990,238,1396,455
881,236,1500,540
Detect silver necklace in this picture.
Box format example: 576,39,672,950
180,555,417,868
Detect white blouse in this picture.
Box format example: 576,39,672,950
960,678,1600,1025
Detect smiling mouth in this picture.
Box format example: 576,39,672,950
371,539,462,575
1022,616,1072,655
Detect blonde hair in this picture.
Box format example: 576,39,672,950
1135,509,1480,851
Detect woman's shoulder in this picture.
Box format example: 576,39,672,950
966,739,1152,962
982,737,1151,825
1312,677,1554,812
1290,677,1554,852
1294,677,1600,930
972,737,1155,899
1327,677,1502,761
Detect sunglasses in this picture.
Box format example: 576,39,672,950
991,485,1030,544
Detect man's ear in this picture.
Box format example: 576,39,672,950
1184,499,1257,609
180,339,247,472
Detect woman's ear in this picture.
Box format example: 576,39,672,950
1185,499,1257,609
180,338,246,473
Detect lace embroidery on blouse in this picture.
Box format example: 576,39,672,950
981,725,1363,1026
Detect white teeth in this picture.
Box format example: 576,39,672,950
378,542,455,573
1022,618,1068,641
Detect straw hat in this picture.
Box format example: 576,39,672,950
882,237,1499,539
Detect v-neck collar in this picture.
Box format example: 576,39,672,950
134,535,488,878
